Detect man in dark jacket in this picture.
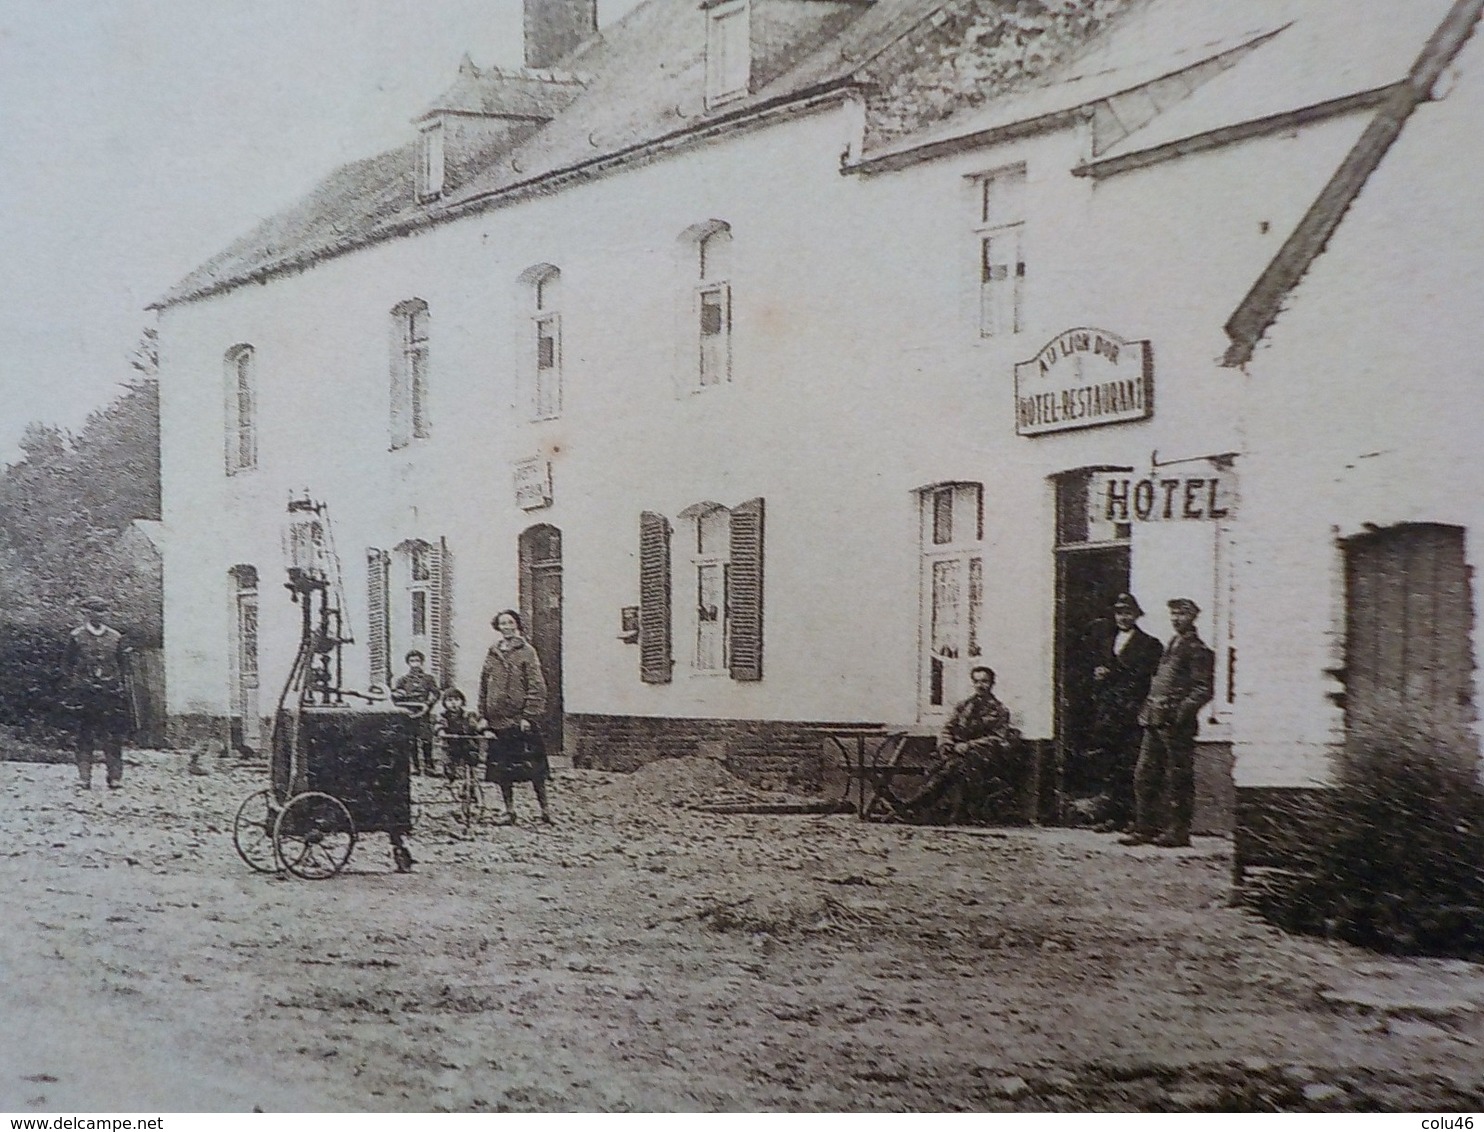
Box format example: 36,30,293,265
1122,598,1215,848
1080,593,1163,832
64,597,133,790
899,665,1024,825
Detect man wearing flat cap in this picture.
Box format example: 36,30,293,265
64,597,134,790
1122,598,1214,848
1079,593,1162,833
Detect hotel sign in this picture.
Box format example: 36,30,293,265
1015,328,1152,436
513,458,553,511
1090,471,1234,523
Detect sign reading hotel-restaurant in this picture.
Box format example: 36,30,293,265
1015,328,1152,436
513,458,553,510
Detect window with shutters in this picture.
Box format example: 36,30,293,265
223,344,257,474
974,164,1026,338
695,225,732,387
919,483,985,713
705,0,750,108
390,299,431,449
670,498,765,681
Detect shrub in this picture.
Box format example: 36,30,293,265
1296,728,1484,957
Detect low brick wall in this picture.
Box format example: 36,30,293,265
568,713,832,792
1233,785,1337,880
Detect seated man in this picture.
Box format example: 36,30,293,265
898,665,1024,825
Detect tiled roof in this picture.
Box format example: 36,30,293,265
418,57,588,121
155,0,1144,308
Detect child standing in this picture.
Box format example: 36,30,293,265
390,649,442,775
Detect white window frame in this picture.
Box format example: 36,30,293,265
391,299,431,448
697,226,732,388
417,120,445,202
532,269,562,420
974,164,1027,338
224,344,257,475
919,483,986,717
688,504,731,674
399,540,433,663
705,0,751,108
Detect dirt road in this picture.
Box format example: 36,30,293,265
4,752,1483,1112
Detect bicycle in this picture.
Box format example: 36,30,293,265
437,732,489,836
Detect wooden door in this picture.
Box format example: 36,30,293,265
520,525,564,755
1345,523,1474,761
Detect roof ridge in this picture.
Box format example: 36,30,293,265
1223,0,1484,365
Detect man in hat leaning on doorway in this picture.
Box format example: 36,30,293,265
1121,598,1214,849
1080,593,1163,833
64,597,133,789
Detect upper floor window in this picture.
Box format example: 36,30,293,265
223,344,256,474
524,265,563,420
417,121,445,202
697,225,732,387
975,164,1026,338
705,0,750,107
390,299,430,449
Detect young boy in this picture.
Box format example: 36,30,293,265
435,688,489,775
390,650,441,775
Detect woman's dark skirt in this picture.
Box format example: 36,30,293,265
484,726,550,784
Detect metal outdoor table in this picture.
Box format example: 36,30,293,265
810,723,935,819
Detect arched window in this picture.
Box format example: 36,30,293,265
223,344,256,474
519,264,562,419
697,225,732,387
687,503,732,672
390,299,430,449
639,497,764,682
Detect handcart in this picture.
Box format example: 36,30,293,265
232,496,419,879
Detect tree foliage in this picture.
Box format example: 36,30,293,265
0,341,162,727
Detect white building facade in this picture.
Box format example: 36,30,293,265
155,0,1481,844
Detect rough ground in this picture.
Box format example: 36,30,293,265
3,751,1484,1113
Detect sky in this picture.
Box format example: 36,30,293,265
0,0,644,464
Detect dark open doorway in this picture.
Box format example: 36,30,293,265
1053,469,1132,816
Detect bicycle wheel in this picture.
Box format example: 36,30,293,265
273,791,356,879
232,788,280,874
453,767,484,835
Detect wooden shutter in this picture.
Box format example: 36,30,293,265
639,511,673,684
366,548,391,688
389,308,412,450
428,536,453,686
728,496,764,682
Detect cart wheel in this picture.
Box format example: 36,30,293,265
232,789,281,874
273,792,356,879
392,845,414,873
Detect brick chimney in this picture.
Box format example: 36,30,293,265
524,0,597,69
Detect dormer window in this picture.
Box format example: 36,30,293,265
705,0,750,107
417,120,445,202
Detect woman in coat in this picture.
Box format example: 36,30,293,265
478,609,551,824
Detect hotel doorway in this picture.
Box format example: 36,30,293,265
1053,469,1132,814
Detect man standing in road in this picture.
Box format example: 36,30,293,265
1081,593,1163,833
1121,598,1214,848
64,597,133,790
